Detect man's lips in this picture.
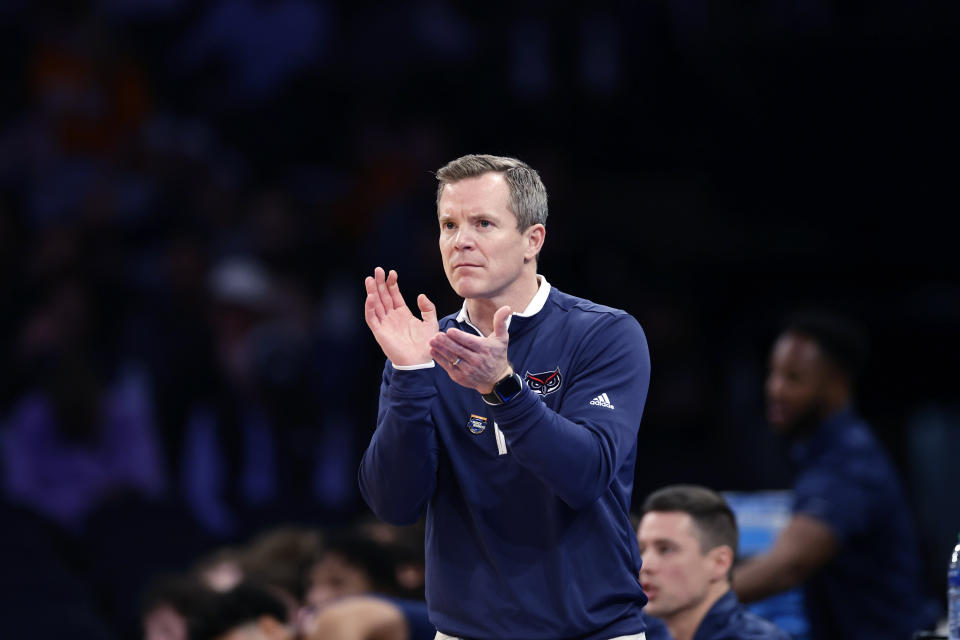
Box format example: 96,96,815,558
453,264,481,270
641,583,657,598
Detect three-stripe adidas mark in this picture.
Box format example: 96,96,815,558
589,393,615,409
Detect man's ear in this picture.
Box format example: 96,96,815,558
523,224,546,262
708,545,735,582
822,362,853,406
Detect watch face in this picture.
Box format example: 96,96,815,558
497,373,523,399
483,373,524,405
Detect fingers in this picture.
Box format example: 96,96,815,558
429,332,464,366
368,266,406,317
364,276,385,323
432,356,459,381
418,294,438,328
375,267,392,309
491,306,512,340
374,266,394,311
364,274,378,296
443,327,484,349
364,294,379,328
386,269,406,310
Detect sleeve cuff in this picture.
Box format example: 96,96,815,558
392,360,436,371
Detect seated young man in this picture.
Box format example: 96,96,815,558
636,485,790,640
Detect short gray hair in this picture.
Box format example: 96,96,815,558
435,154,548,231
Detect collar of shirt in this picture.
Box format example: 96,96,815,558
455,275,552,335
691,589,739,640
789,404,858,466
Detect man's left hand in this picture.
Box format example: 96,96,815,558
430,306,513,394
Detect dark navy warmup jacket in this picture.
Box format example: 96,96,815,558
360,277,651,640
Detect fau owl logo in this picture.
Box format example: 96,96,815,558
524,367,563,396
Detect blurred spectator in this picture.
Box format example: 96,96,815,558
1,276,165,532
198,581,430,640
0,11,151,229
636,485,789,640
239,526,323,620
357,515,427,601
305,526,401,611
179,256,330,538
178,522,430,638
733,311,939,639
302,525,433,639
29,14,148,157
304,595,432,640
195,581,291,640
141,574,219,640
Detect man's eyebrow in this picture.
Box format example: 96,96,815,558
465,211,498,221
439,212,497,222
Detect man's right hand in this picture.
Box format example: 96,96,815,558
364,267,437,366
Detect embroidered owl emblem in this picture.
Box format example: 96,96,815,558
524,367,563,396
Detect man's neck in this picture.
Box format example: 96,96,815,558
464,273,540,336
789,399,851,443
664,584,730,640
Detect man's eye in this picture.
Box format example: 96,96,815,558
479,220,491,228
443,222,455,230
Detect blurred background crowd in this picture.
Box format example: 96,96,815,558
0,0,956,638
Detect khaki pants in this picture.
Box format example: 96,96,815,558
435,633,646,640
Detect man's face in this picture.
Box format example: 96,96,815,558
438,172,541,301
637,512,716,619
765,332,830,434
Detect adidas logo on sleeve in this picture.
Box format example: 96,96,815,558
589,393,615,409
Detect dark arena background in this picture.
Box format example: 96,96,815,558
0,1,956,638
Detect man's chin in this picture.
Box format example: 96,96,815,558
768,412,821,439
768,417,792,434
451,279,487,300
767,405,803,435
642,601,668,619
641,590,662,614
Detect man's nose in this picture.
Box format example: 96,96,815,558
454,226,475,249
639,553,654,573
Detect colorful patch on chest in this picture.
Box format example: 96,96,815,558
467,414,487,434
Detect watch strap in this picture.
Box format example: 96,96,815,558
482,372,524,406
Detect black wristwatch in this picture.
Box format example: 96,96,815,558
481,372,524,406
